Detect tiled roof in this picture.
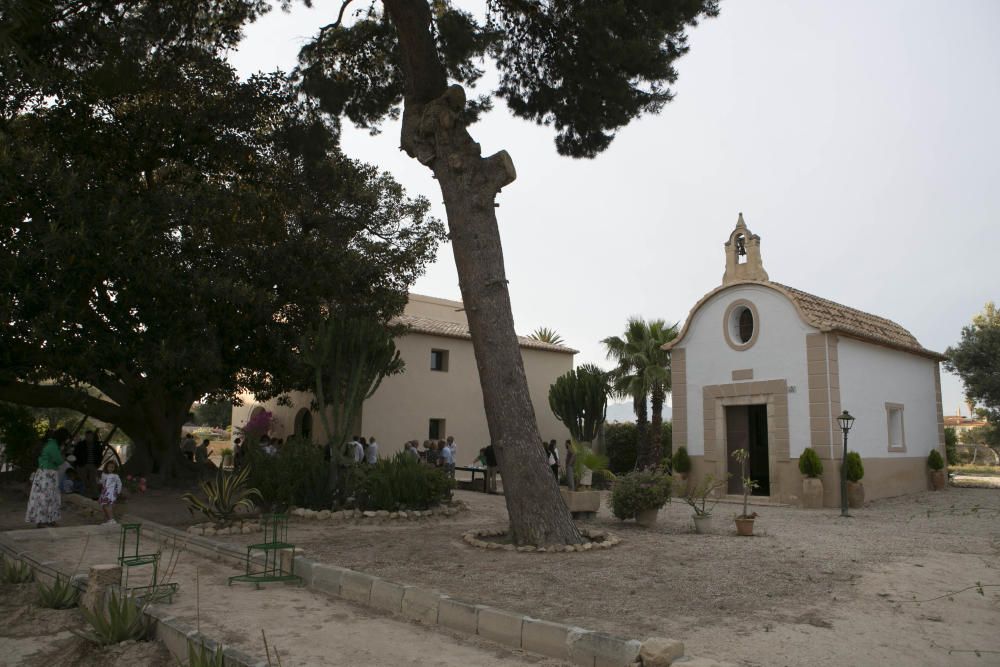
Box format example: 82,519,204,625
665,280,945,360
391,314,577,354
771,282,943,358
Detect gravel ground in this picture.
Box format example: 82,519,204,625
210,486,1000,666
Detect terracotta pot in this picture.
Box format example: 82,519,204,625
734,516,755,536
692,514,713,534
847,481,865,508
635,508,659,527
801,477,824,509
930,469,946,491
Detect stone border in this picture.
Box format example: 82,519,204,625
462,527,622,553
187,520,263,537
290,499,468,523
50,496,738,666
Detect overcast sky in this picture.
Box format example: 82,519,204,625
229,1,998,416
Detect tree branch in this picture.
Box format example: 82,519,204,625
318,0,357,37
0,381,125,425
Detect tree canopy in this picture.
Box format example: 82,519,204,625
0,0,444,473
946,303,1000,422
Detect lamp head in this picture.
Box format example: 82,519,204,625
837,410,855,433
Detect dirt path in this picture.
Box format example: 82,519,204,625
206,487,1000,666
2,525,569,667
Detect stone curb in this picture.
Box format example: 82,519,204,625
462,526,621,553
288,499,469,523
54,500,690,667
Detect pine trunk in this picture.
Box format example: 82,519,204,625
122,396,195,479
384,0,581,546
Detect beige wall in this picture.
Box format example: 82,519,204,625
403,293,467,324
232,332,574,467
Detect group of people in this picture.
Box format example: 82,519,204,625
25,428,123,528
180,432,213,464
401,436,457,476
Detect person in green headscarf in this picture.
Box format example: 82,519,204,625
25,429,65,527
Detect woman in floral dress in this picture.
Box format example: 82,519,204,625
25,430,64,527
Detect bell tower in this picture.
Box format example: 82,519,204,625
723,212,769,285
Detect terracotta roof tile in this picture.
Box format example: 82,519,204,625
391,313,577,354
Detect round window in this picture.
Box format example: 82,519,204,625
723,300,759,350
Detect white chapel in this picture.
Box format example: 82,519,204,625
665,214,947,507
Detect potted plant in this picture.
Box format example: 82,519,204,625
798,447,824,509
682,473,727,533
610,469,672,527
845,451,865,508
732,448,759,536
671,446,692,495
927,449,946,490
220,447,234,469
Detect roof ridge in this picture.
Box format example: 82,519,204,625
391,313,578,354
770,281,916,338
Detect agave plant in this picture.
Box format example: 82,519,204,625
37,574,80,609
73,589,150,645
187,639,226,667
182,466,262,524
0,555,34,583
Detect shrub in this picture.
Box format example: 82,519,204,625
605,422,638,473
927,449,945,471
672,446,691,474
591,468,616,490
0,555,34,583
798,448,823,478
37,574,80,609
187,639,225,667
182,466,262,524
351,453,454,511
610,469,672,520
845,451,864,482
0,403,42,480
244,436,330,510
73,590,150,646
944,427,958,465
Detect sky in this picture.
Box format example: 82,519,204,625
229,1,999,417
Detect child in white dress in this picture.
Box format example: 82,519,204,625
99,461,122,525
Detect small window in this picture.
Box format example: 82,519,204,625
738,308,754,343
429,418,446,440
886,403,905,451
431,349,449,372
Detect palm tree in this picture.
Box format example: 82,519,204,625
602,318,678,468
529,326,565,346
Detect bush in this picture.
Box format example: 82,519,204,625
591,468,616,490
37,574,80,609
927,449,945,471
244,436,330,510
0,403,42,480
182,466,262,524
798,448,823,478
944,427,958,465
845,451,864,482
351,453,454,511
0,555,34,583
604,422,638,473
610,469,672,520
672,446,691,474
74,590,150,646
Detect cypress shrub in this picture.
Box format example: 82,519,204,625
844,451,864,482
927,449,945,471
798,448,823,478
671,446,691,474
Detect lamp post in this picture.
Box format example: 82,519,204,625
837,410,855,517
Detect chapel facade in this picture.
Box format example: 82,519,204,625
665,214,947,506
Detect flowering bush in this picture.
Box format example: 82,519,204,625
241,409,275,439
610,469,672,520
124,475,147,496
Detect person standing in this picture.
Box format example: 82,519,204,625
25,429,65,528
446,435,457,460
545,439,559,482
439,438,456,478
98,460,122,525
366,436,379,464
483,443,498,494
424,440,438,466
79,430,105,498
181,432,197,462
352,436,364,463
404,440,419,461
564,440,576,491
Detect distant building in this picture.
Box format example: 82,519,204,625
666,215,947,507
231,294,575,465
943,411,988,436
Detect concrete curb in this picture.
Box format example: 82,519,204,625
54,498,686,666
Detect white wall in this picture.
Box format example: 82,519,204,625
837,338,939,459
681,284,817,456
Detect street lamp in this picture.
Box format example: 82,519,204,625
837,410,855,517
